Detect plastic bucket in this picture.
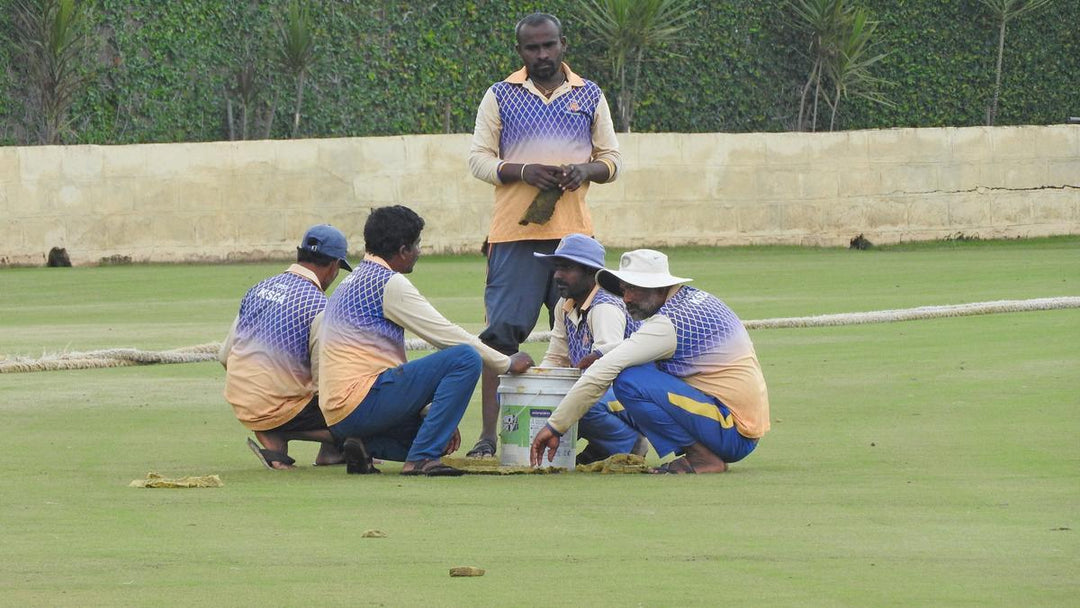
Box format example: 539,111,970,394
498,367,580,470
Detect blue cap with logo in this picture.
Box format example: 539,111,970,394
298,224,352,271
533,233,605,270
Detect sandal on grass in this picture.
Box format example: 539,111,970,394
465,437,497,459
401,459,465,477
247,437,295,470
650,457,697,475
343,438,380,475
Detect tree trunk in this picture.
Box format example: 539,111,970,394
291,72,305,138
989,18,1007,126
797,61,820,132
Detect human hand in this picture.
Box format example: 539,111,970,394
443,427,461,456
507,351,535,374
530,425,561,467
576,351,600,370
522,164,563,190
558,163,589,191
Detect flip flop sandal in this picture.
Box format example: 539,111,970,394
343,438,380,475
465,437,497,459
650,458,696,474
247,437,296,470
401,459,465,477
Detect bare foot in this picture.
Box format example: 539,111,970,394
315,442,345,466
683,442,728,473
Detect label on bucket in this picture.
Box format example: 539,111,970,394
498,368,579,470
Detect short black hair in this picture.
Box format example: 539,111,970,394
515,13,562,41
364,205,425,259
296,247,337,267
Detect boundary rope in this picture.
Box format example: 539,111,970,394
3,296,1077,374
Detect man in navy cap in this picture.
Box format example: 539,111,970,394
219,224,352,470
533,234,647,464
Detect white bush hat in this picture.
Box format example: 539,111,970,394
596,249,692,295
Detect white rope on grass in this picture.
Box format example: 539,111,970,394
2,297,1077,374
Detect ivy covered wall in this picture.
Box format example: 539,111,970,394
0,0,1075,145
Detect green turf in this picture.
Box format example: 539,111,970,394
1,238,1078,607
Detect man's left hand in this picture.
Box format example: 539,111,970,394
576,352,600,370
558,163,589,191
443,427,461,456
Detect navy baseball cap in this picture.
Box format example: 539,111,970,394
298,224,352,271
533,233,605,270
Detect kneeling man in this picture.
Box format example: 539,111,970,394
531,249,769,473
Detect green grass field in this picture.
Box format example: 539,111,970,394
2,238,1078,607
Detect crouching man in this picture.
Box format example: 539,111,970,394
220,225,352,469
531,250,770,473
319,205,533,477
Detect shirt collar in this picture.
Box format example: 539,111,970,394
363,253,393,270
505,62,585,88
286,263,322,289
562,284,601,321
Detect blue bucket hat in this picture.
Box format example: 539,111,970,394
298,224,352,271
533,233,605,270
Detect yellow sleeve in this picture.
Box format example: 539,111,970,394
539,302,572,368
546,315,676,434
590,92,622,182
383,274,511,373
468,87,504,185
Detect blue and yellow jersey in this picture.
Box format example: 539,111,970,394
220,264,325,431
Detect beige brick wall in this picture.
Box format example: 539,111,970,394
1,126,1077,266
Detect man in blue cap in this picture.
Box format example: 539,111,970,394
534,234,648,464
219,224,352,470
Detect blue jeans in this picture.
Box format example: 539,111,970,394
330,344,482,462
611,364,757,463
577,388,641,456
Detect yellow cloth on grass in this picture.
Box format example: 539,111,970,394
129,472,224,488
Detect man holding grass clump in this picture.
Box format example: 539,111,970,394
531,250,770,474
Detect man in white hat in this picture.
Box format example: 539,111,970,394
530,249,770,473
220,224,353,470
533,233,647,464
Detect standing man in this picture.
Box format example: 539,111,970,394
220,224,352,470
466,12,622,458
319,205,533,477
533,233,647,465
531,250,771,474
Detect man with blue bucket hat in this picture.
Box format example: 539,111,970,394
533,234,648,464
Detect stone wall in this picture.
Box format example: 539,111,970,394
1,126,1077,266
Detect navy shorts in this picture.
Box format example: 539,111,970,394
479,240,561,354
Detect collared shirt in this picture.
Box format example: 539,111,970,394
546,286,771,439
319,254,512,425
468,62,621,244
219,264,325,431
540,284,633,368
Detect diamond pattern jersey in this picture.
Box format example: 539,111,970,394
235,271,326,372
566,288,641,366
322,260,406,360
493,79,601,164
655,287,752,377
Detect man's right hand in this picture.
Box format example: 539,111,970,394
530,425,561,467
507,351,535,374
521,163,563,190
